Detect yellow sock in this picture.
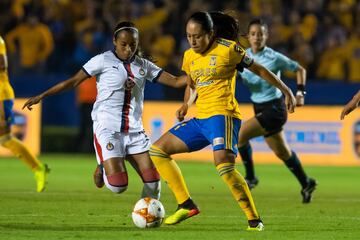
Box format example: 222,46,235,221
216,162,260,220
1,135,42,171
150,145,190,204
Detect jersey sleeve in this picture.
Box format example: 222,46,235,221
275,51,299,72
181,51,190,75
229,42,253,68
82,54,104,77
144,59,163,82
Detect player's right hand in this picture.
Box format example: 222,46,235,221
340,100,358,120
176,104,188,122
22,96,42,111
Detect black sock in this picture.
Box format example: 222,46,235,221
248,219,262,227
284,151,308,188
179,198,197,210
238,143,255,180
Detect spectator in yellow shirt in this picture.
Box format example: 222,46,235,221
5,14,54,74
343,24,360,82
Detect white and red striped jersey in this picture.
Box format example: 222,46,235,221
82,50,162,133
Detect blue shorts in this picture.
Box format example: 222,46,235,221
0,99,14,128
169,115,241,155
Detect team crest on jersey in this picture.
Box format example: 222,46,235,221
209,56,217,66
106,142,114,151
139,68,145,76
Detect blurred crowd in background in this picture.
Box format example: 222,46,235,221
1,0,360,82
1,0,360,153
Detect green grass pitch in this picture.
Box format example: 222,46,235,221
0,154,359,240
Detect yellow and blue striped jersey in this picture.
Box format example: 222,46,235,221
182,38,252,119
0,36,14,101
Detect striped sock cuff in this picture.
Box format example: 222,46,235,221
216,162,235,176
149,145,170,158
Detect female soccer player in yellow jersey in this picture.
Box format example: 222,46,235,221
0,36,49,192
149,11,296,231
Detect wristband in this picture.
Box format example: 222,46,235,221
297,84,306,95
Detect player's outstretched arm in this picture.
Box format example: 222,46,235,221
22,70,89,111
157,72,188,88
340,90,360,120
247,61,296,113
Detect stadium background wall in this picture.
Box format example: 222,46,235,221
1,100,359,166
143,102,360,166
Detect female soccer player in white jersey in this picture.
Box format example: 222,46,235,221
23,21,188,199
237,19,316,203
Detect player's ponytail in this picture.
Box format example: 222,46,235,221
209,11,239,41
187,11,214,34
187,11,239,42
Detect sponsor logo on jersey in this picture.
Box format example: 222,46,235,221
196,79,214,87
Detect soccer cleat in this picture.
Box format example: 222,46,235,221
301,178,317,203
93,164,104,188
247,219,264,231
164,207,200,225
245,177,259,190
34,164,50,192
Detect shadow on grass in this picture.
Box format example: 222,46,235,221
0,222,248,232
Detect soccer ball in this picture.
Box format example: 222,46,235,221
131,197,165,228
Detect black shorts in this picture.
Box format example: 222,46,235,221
253,98,287,137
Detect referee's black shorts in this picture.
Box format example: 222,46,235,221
253,97,287,138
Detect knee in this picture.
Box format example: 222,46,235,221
214,150,235,166
105,171,128,194
0,134,11,146
141,168,160,182
238,137,249,148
